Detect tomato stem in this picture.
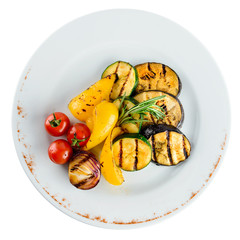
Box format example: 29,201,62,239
49,113,62,127
71,133,89,147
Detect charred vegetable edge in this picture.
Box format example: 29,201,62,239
112,133,152,171
133,90,184,128
101,61,139,97
141,124,191,166
134,62,182,97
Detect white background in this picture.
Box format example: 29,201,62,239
1,0,239,239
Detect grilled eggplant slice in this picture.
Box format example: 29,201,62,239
134,90,183,127
102,61,138,100
135,62,181,96
112,133,152,171
141,125,191,166
113,97,140,133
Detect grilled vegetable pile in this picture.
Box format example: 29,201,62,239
44,60,191,190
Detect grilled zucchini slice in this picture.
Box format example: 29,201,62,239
134,90,183,128
135,62,181,96
141,124,191,166
102,61,138,100
113,97,140,133
112,133,152,171
113,96,139,108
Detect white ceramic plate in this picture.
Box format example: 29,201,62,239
12,9,230,229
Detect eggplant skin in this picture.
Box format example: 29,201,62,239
141,124,191,166
141,124,182,139
135,62,181,96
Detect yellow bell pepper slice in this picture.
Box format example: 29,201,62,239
68,74,116,122
86,116,94,132
89,142,104,159
100,127,124,185
83,101,118,150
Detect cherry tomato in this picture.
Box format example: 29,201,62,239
48,139,73,164
67,123,91,148
45,112,70,137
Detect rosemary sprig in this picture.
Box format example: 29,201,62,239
117,94,166,131
118,93,126,111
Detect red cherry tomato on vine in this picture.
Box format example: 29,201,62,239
45,112,70,136
48,139,73,164
67,123,91,148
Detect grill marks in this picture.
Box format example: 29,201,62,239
147,129,191,166
119,67,132,96
166,131,173,165
160,103,167,115
70,154,89,172
147,63,156,78
112,134,152,171
113,62,120,83
74,174,95,188
149,111,156,124
119,139,123,168
162,64,166,77
114,61,120,74
102,61,137,100
182,135,188,158
146,92,156,124
140,63,156,82
134,139,139,170
68,151,100,190
159,102,168,123
159,103,166,110
147,63,152,89
134,90,183,128
148,63,156,89
151,135,157,162
135,62,181,96
141,74,150,80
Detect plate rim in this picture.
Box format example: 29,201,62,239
12,8,231,229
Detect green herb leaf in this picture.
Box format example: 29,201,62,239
121,119,149,125
118,93,126,111
117,95,166,128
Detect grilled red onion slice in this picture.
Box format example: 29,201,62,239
68,151,101,190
